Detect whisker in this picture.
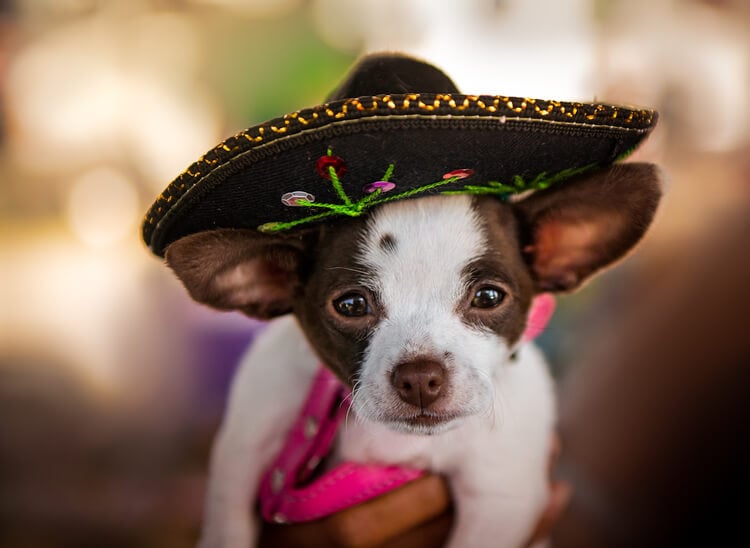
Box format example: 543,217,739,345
343,377,362,429
326,266,371,277
476,369,498,428
496,377,514,432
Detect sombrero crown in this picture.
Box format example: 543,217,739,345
143,53,657,257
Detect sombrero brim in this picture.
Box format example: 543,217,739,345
143,91,656,257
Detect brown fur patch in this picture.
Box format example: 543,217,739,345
293,217,377,383
378,233,398,253
460,197,536,346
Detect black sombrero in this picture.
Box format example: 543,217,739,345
142,54,657,257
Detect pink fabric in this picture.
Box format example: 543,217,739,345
258,294,555,524
523,293,556,342
258,367,423,523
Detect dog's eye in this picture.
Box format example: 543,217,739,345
471,286,505,309
333,292,371,317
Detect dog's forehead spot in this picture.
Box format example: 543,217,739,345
378,233,397,253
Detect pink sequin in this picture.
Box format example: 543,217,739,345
363,181,396,193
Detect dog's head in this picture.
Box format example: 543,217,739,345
166,163,662,434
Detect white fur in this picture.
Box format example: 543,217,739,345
199,196,556,548
199,316,318,546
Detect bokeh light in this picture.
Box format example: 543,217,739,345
65,167,139,248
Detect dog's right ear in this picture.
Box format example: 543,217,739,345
165,229,313,319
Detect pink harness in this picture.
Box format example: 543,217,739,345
258,294,556,524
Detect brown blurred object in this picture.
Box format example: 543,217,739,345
258,474,453,548
552,203,750,547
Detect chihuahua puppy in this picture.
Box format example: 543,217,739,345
166,163,661,547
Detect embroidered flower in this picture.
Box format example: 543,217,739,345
442,168,474,180
316,155,347,179
281,191,315,206
363,181,396,194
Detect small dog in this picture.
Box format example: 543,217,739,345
165,163,662,547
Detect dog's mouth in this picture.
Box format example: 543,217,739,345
385,412,463,434
402,413,453,427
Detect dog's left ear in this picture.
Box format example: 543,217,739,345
165,228,315,319
514,162,663,292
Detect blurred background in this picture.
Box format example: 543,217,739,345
1,0,748,546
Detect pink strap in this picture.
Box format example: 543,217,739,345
258,294,555,524
258,367,423,523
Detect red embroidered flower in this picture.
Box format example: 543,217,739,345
316,155,347,179
363,181,396,193
442,168,475,180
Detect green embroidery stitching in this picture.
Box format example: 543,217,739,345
441,164,597,199
258,159,465,233
381,163,394,182
328,165,352,206
259,150,600,233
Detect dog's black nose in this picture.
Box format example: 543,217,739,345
391,360,446,409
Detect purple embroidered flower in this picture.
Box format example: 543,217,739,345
316,155,347,179
443,168,475,180
363,181,396,194
281,191,315,206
